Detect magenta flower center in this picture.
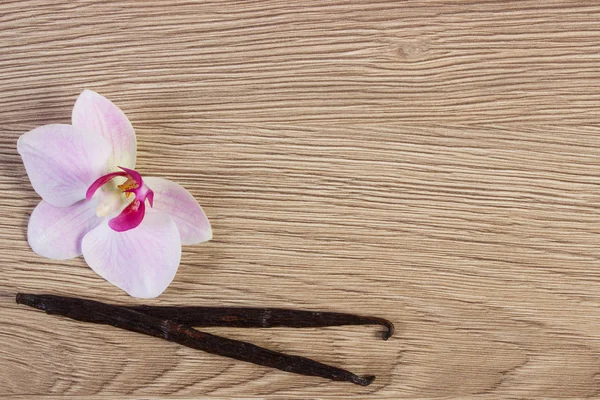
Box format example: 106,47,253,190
86,166,154,232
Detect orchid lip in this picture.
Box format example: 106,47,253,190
86,166,154,232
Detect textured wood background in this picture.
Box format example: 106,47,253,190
2,1,600,398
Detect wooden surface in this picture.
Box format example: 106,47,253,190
2,1,600,398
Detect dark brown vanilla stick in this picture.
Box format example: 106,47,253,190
126,305,395,340
16,293,375,386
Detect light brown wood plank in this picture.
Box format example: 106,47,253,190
2,0,600,398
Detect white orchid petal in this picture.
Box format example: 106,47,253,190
72,89,137,170
81,210,181,298
17,124,112,207
28,199,103,260
143,177,212,245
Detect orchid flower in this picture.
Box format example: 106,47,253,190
17,90,212,298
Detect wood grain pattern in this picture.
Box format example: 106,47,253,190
2,0,600,398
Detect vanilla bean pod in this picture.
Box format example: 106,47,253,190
16,293,376,386
126,305,394,340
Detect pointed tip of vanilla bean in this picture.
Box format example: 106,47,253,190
354,374,376,386
16,293,40,308
381,320,395,340
16,293,33,306
360,315,394,340
16,293,53,312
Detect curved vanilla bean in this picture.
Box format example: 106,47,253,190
126,305,395,340
16,293,375,386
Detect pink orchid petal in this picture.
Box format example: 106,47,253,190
108,200,145,232
81,211,181,298
17,124,112,207
28,199,103,260
72,90,136,170
143,177,212,245
86,171,128,201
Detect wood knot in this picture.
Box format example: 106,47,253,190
396,40,429,60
